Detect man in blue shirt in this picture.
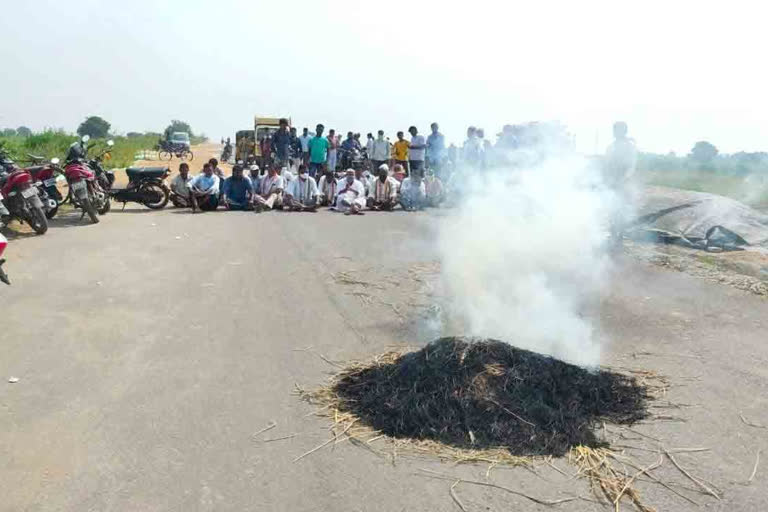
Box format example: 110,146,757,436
426,122,446,176
188,163,220,212
222,165,254,210
271,118,293,169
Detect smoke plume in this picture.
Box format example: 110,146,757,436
437,149,622,367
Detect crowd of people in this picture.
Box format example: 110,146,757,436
169,119,638,218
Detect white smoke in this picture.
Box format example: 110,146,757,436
437,150,622,367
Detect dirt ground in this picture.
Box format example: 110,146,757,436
1,147,768,511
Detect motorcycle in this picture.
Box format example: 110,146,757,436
339,146,368,171
158,141,193,161
23,154,65,219
0,232,9,285
221,143,232,162
0,152,49,235
64,135,111,223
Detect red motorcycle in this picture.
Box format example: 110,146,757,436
0,163,49,235
24,154,64,219
0,232,9,284
64,135,110,223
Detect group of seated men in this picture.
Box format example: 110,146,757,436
169,158,445,215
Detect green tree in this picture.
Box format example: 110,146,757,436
690,141,718,164
16,126,32,137
77,116,111,138
164,120,193,138
1,128,16,137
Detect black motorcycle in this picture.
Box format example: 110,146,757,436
92,140,170,210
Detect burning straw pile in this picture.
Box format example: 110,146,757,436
321,337,650,457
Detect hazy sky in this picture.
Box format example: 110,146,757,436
1,0,766,154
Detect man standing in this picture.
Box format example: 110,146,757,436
285,164,319,211
334,169,366,215
307,124,330,178
367,164,398,211
393,131,410,176
399,174,427,211
254,164,285,213
604,121,638,247
370,130,390,174
462,126,483,168
170,162,193,207
289,126,302,171
426,122,446,175
260,134,272,170
326,129,339,174
222,164,254,210
365,133,375,164
188,163,221,212
272,118,292,170
299,127,312,166
408,126,426,178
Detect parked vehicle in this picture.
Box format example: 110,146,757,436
221,142,232,162
107,165,170,209
158,138,193,161
0,164,48,234
0,232,9,285
64,135,111,223
24,154,64,219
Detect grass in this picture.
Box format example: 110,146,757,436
640,169,768,208
0,132,159,169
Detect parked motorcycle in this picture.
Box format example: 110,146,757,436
23,154,65,219
158,141,193,161
64,135,111,223
0,232,9,285
0,153,49,235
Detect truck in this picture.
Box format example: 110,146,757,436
235,116,291,167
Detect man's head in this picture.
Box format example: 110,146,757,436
477,128,485,139
179,162,189,177
232,165,244,179
378,164,389,181
226,137,231,143
467,126,476,138
393,163,405,175
354,133,360,141
367,132,373,140
347,131,354,140
269,163,280,176
316,124,324,136
613,121,628,140
290,127,297,135
209,158,218,168
397,131,404,141
345,169,355,184
298,164,308,180
377,130,384,140
303,127,308,136
329,129,335,137
408,126,418,137
279,118,288,131
202,163,213,176
430,122,439,134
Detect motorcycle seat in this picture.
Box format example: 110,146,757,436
126,167,168,181
25,166,46,174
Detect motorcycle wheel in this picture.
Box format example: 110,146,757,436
159,150,172,161
45,203,59,219
81,197,100,224
26,204,49,234
140,182,169,209
98,196,111,215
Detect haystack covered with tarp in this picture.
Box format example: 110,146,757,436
630,186,768,249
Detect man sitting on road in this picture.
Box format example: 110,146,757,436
169,162,193,207
334,169,366,215
254,164,285,213
188,163,220,212
317,169,338,206
424,169,445,207
399,173,427,211
367,164,398,211
284,164,319,212
222,164,254,210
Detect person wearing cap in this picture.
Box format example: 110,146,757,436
408,126,426,179
370,130,390,175
222,164,255,210
399,173,427,211
169,162,193,208
317,169,338,206
253,163,285,213
284,164,319,212
334,169,366,215
367,164,398,211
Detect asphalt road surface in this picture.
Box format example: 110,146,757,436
1,198,767,511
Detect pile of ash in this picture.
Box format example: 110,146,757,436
333,337,650,456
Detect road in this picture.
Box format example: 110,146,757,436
1,181,768,510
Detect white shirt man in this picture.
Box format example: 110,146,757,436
285,168,319,211
254,170,284,212
317,172,339,206
367,165,398,211
370,133,390,163
170,172,192,206
399,176,427,211
335,170,366,215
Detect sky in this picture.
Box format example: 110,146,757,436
1,0,766,155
